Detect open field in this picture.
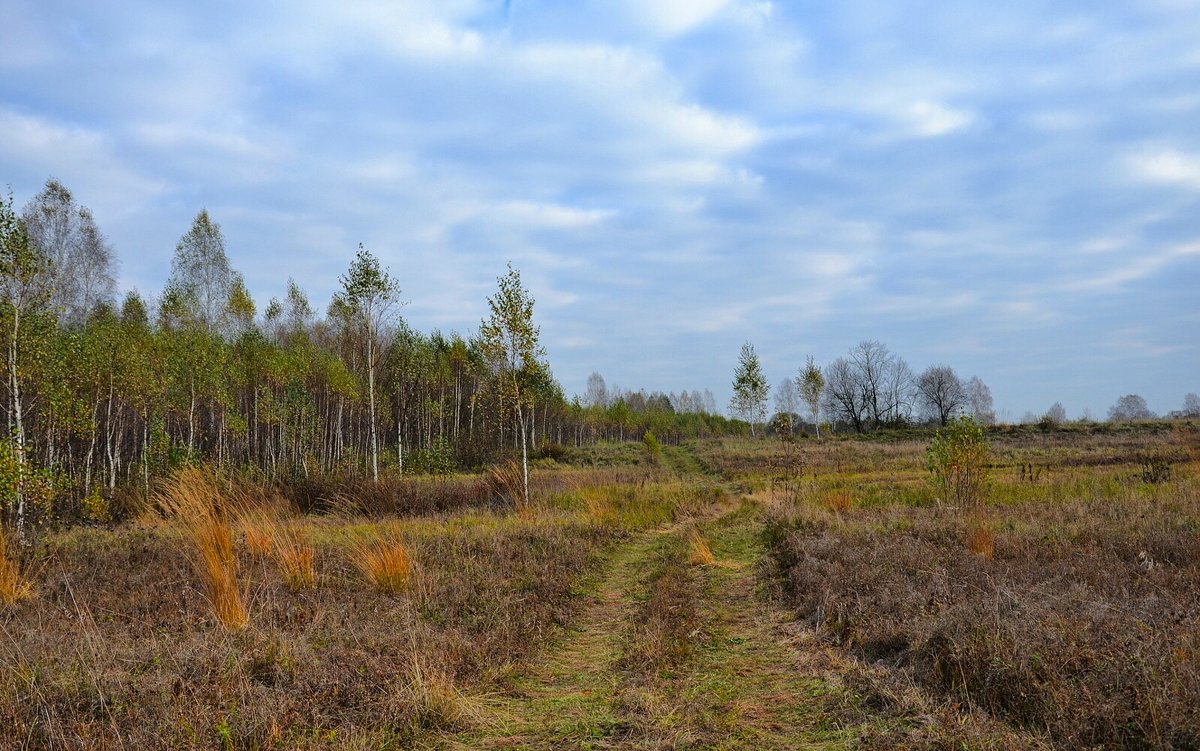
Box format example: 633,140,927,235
1,425,1197,749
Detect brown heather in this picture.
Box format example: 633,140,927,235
764,430,1200,749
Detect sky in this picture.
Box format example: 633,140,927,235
2,0,1198,421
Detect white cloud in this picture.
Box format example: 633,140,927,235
625,0,731,36
494,200,617,228
903,100,975,137
1127,148,1200,189
1064,242,1200,292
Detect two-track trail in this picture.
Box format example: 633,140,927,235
433,447,867,750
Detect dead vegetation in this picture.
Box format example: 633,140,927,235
0,465,684,748
764,430,1200,749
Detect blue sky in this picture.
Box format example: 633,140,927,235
2,0,1198,420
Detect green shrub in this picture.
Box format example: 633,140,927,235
926,416,989,513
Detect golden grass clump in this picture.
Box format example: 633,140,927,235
159,467,248,630
238,507,276,558
823,489,853,514
0,526,33,605
349,525,412,593
966,520,995,560
487,460,529,514
273,520,316,590
234,494,316,591
399,657,485,731
687,530,716,566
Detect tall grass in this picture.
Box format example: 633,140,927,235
159,467,248,630
348,525,412,593
487,460,529,514
687,530,716,566
233,495,316,590
0,526,32,605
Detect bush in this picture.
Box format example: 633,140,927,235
926,416,989,513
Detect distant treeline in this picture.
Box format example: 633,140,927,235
0,180,738,528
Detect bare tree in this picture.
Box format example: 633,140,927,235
916,364,966,426
965,376,995,425
822,357,866,433
584,372,609,409
1183,393,1200,418
848,340,914,428
773,376,799,417
21,178,116,326
1108,394,1153,423
1045,402,1067,425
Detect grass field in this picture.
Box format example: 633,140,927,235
1,425,1196,749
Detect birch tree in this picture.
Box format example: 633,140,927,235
333,245,400,482
799,355,825,437
0,190,50,543
479,264,545,503
730,341,768,437
21,178,117,327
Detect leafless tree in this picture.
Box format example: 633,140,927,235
584,372,609,409
21,178,116,326
1108,394,1153,422
773,376,799,417
916,364,966,426
965,376,995,425
822,357,866,433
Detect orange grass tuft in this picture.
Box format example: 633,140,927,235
272,521,315,590
0,526,33,605
159,467,248,629
350,526,412,594
238,508,276,558
823,489,853,514
687,530,716,566
966,520,995,560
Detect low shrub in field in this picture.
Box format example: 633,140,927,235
926,416,989,513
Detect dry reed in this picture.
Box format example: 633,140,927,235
487,460,529,513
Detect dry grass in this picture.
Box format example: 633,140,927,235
348,524,412,594
766,438,1200,748
398,656,487,732
966,518,994,559
687,530,715,566
823,489,853,514
158,466,248,630
238,506,277,558
0,497,632,747
0,526,33,605
486,460,529,513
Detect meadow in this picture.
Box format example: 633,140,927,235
0,424,1196,749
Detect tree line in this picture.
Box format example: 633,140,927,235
732,339,998,434
0,180,733,535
